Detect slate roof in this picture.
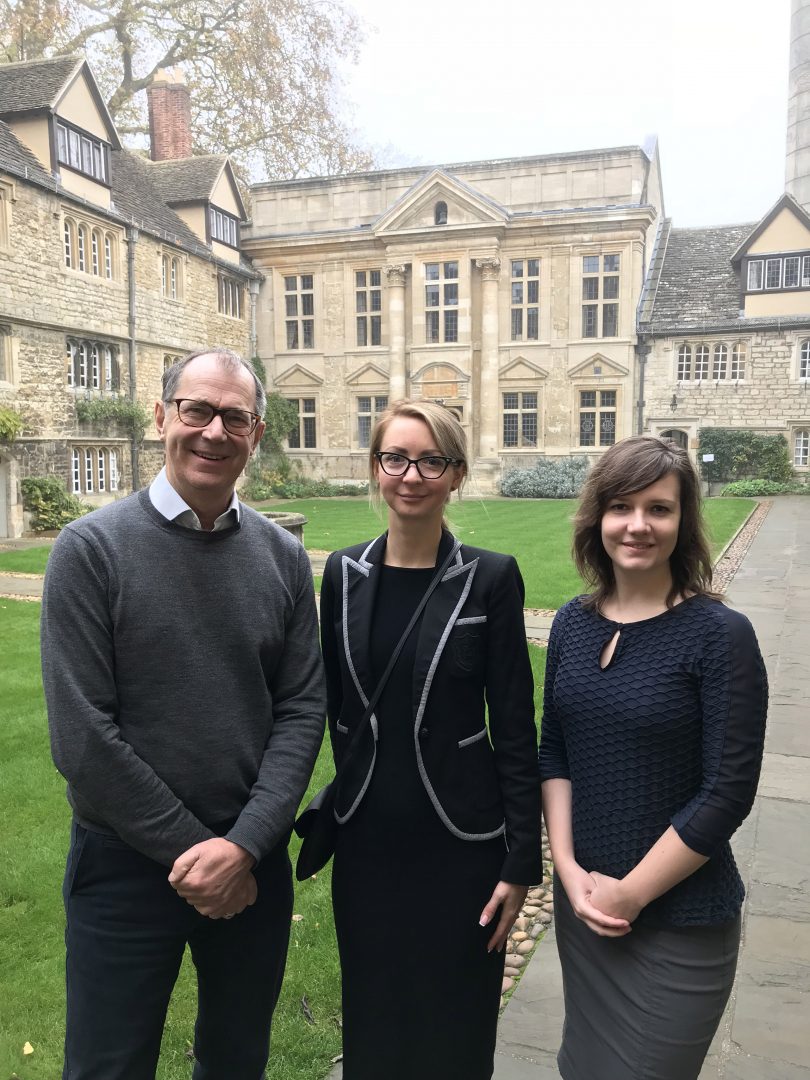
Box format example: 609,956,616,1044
0,55,83,114
0,119,56,189
146,155,229,206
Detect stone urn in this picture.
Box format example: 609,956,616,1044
260,510,306,544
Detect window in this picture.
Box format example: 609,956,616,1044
0,183,9,249
747,253,810,292
510,259,540,341
502,391,538,448
355,270,382,346
0,325,10,383
425,261,459,344
712,344,727,380
164,353,181,373
659,429,689,450
71,447,120,494
161,253,183,300
64,214,118,278
209,206,239,247
66,338,119,391
56,120,108,183
795,429,810,467
731,343,746,380
357,395,388,448
581,254,620,338
284,274,314,348
434,201,448,226
64,217,75,268
578,389,616,447
801,340,810,380
747,260,764,291
677,344,692,381
218,274,243,319
694,345,709,381
286,397,317,449
765,258,782,290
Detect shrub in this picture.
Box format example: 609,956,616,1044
243,464,367,500
75,399,150,443
698,430,793,483
501,456,590,499
20,476,91,531
720,479,808,497
0,405,23,441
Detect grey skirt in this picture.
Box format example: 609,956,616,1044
555,878,741,1080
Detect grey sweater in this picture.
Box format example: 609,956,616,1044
41,489,325,867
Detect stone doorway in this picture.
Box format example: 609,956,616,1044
659,428,689,450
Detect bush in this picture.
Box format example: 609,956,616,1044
501,456,590,499
720,479,809,497
698,430,793,483
0,405,23,441
20,476,92,531
242,465,367,500
75,399,150,443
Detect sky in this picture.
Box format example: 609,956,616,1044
339,0,790,228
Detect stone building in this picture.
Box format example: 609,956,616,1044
0,57,256,536
637,195,810,476
244,145,664,491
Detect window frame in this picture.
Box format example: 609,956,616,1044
208,205,240,249
355,269,382,347
285,396,318,450
66,337,119,392
501,390,539,449
794,428,810,468
217,273,244,319
424,260,459,344
55,118,110,185
71,445,120,494
283,274,314,348
356,394,389,449
510,259,540,342
577,388,617,448
580,253,621,339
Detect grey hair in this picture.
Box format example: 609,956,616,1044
161,347,266,417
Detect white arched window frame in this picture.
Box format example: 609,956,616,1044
713,344,728,380
109,449,119,491
104,346,113,391
795,429,810,467
84,448,94,493
677,344,691,381
66,341,75,387
77,224,88,272
78,342,88,387
800,340,810,381
170,257,178,299
694,344,709,381
91,229,100,275
64,218,75,268
71,448,81,493
104,234,113,279
731,342,747,380
91,344,100,389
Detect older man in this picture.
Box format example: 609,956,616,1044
41,348,325,1080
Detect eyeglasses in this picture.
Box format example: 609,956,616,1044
374,452,461,480
172,398,261,436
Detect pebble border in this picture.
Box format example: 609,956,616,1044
501,498,773,1006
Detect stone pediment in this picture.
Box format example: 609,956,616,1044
345,362,389,386
568,353,629,379
500,357,549,381
273,363,323,387
410,360,470,383
374,169,508,236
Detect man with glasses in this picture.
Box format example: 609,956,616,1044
41,348,325,1080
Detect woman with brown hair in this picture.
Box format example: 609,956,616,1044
320,399,540,1079
539,434,768,1079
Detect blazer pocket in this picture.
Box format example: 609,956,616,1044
447,624,487,674
458,727,488,749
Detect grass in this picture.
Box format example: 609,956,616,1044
0,597,545,1080
0,546,52,574
255,497,756,610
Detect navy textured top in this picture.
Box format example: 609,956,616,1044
538,594,768,926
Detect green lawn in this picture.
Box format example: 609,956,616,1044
0,546,52,574
257,497,756,610
0,597,544,1080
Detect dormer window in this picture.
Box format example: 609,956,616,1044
745,253,810,292
209,206,239,248
434,201,448,226
56,120,108,183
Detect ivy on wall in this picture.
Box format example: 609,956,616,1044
75,399,150,443
697,429,793,483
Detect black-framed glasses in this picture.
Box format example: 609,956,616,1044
374,451,461,480
172,398,260,436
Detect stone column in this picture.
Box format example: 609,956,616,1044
385,264,407,401
787,0,810,212
475,257,501,460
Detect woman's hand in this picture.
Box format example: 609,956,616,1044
479,881,529,952
558,862,632,938
588,871,643,924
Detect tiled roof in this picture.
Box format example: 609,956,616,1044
639,223,754,334
146,155,228,205
0,56,82,114
111,150,206,250
0,119,56,189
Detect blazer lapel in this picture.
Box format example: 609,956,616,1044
341,534,385,710
411,540,478,722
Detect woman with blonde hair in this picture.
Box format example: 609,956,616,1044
320,399,540,1079
539,434,768,1079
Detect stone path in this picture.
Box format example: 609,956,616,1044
494,496,810,1079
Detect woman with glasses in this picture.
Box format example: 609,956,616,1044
319,399,540,1080
539,436,767,1079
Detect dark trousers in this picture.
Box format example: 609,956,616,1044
62,823,293,1080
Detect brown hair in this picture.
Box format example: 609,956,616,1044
573,435,717,609
368,399,468,514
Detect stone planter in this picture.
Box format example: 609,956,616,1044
260,511,306,544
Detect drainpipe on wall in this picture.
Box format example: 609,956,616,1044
126,225,140,490
635,338,651,435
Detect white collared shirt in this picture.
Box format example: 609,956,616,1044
149,467,240,532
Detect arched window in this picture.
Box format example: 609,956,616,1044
694,344,709,380
659,429,689,450
800,340,810,380
71,446,121,493
90,344,100,389
713,344,727,380
731,342,747,380
66,338,117,389
77,224,88,273
434,201,448,226
104,234,114,279
677,344,691,381
64,218,76,268
91,228,101,275
66,341,76,387
170,257,180,299
795,429,810,467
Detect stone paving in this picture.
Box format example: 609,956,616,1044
493,496,810,1079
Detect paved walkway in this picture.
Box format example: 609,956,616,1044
495,496,810,1079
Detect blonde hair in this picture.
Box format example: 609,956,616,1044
368,399,468,515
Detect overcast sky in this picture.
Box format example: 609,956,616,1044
340,0,790,228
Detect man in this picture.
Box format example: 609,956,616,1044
41,348,325,1079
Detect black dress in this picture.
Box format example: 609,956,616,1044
332,565,507,1080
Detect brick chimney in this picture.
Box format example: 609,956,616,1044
146,68,192,161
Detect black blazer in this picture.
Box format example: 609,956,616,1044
320,529,541,885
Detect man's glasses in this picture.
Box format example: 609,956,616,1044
172,399,260,436
374,452,461,480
